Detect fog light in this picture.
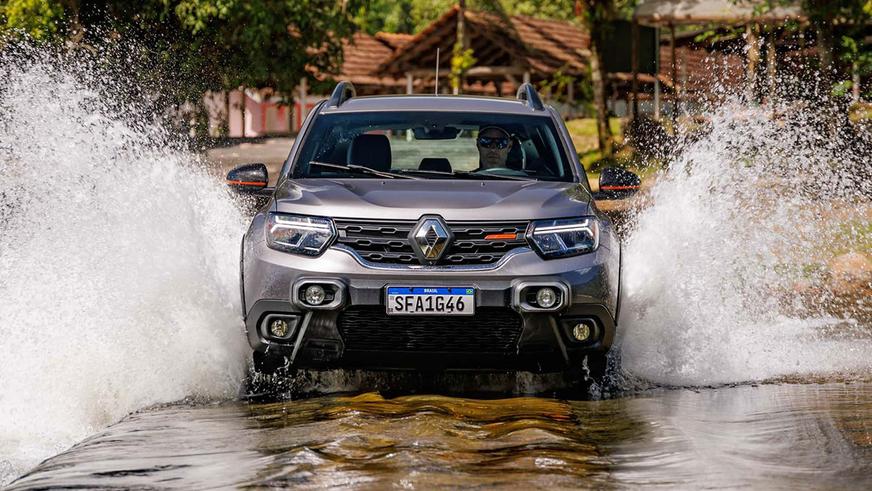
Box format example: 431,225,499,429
536,287,557,309
269,318,290,338
572,322,592,342
304,285,326,305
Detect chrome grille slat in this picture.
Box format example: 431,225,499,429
334,219,528,266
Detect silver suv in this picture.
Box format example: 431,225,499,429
228,82,639,383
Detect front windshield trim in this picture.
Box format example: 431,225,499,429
289,111,576,182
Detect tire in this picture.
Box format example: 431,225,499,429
252,350,288,376
584,352,608,382
553,352,609,398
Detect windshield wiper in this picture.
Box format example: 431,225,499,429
396,169,454,176
453,171,536,181
309,161,419,180
398,168,536,181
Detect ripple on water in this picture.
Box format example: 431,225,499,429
7,384,872,489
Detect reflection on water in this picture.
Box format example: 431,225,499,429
9,383,872,489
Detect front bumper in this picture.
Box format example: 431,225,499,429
242,216,621,373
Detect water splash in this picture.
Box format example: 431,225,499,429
616,102,872,387
0,48,249,484
2,42,872,486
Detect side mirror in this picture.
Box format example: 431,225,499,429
596,167,641,200
226,163,270,195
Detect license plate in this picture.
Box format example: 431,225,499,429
386,286,475,315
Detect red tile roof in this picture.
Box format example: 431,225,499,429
374,32,415,50
334,32,404,88
378,7,592,78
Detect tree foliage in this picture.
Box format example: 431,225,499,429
0,0,65,39
1,0,360,99
353,0,576,34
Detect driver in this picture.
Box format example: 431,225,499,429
474,126,513,171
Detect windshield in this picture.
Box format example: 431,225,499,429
290,111,576,182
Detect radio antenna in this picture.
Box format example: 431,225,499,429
435,48,440,95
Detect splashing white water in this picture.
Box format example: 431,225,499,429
0,51,249,484
617,103,872,386
1,46,871,486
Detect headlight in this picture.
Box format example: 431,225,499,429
266,213,336,256
528,217,599,258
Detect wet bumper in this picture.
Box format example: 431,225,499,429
242,235,620,372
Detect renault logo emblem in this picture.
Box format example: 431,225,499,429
410,216,452,264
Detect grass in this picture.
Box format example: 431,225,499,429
849,102,872,123
833,218,872,257
564,118,624,169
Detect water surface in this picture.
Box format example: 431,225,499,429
9,383,872,489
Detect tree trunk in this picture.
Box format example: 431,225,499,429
670,24,678,129
806,0,835,96
746,24,760,103
631,19,639,120
766,28,777,103
816,22,834,91
454,0,467,95
589,37,612,157
577,1,613,158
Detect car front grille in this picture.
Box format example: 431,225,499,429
337,307,523,354
334,219,529,265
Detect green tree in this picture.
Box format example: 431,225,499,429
764,1,872,98
354,0,576,34
354,0,415,34
1,1,360,105
0,0,65,40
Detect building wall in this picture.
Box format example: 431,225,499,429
659,44,745,99
207,89,292,137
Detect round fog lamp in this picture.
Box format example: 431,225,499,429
269,318,290,338
572,322,591,342
536,287,557,309
304,285,326,305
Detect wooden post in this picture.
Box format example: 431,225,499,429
223,91,230,137
746,24,760,103
454,0,467,95
631,18,640,120
299,77,308,124
654,27,661,120
567,80,575,118
670,24,678,129
766,27,777,102
240,86,247,138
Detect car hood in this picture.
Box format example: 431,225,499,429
273,178,593,221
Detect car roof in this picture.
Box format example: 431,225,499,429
319,94,552,116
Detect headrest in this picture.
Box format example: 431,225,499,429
348,134,391,172
506,136,525,170
419,158,452,173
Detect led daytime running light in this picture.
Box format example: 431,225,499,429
532,220,594,235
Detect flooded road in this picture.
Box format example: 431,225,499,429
8,382,872,489
3,47,871,488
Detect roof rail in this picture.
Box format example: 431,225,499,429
327,81,356,108
516,83,544,111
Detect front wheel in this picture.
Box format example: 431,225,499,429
252,350,289,376
564,353,608,398
583,352,608,382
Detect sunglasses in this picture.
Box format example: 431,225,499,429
477,136,510,149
